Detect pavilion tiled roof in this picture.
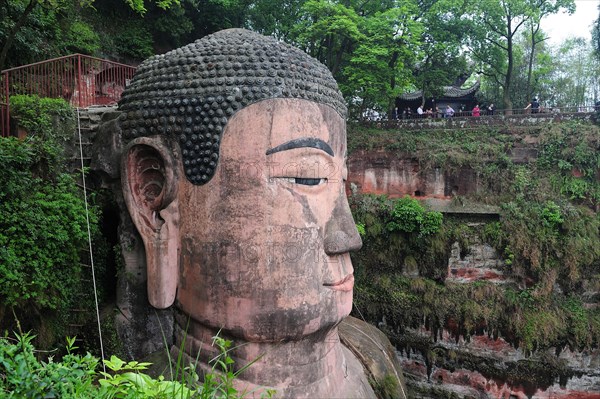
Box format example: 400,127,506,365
399,81,480,100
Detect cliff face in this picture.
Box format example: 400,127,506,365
347,150,480,199
394,232,600,398
346,120,600,398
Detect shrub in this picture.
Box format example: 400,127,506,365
0,332,275,398
63,20,101,54
113,22,154,60
9,95,75,140
0,96,100,347
386,196,443,237
0,333,98,399
0,137,96,343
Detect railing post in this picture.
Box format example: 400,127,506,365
77,54,82,108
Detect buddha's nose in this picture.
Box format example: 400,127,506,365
324,192,362,255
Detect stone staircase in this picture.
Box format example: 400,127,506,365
69,105,116,175
67,105,117,337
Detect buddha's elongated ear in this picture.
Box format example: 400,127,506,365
121,136,180,309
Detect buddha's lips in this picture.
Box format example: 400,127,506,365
324,274,354,292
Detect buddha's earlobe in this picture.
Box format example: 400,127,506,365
121,137,180,309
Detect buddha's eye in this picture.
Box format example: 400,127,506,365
283,177,327,186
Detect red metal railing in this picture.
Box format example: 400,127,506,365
1,54,137,137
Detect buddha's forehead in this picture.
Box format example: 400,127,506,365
118,28,347,186
218,99,346,162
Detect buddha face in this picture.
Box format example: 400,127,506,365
174,98,362,341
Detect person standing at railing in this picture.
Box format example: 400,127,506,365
445,105,455,117
531,98,540,114
417,105,424,118
472,104,480,117
487,103,495,115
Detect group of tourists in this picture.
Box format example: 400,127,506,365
388,97,600,121
394,103,496,119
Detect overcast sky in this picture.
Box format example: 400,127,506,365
541,0,599,46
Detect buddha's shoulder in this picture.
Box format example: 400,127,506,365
339,316,409,399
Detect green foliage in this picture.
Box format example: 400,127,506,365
356,222,366,237
386,196,442,237
0,0,64,69
466,0,575,109
112,22,155,59
0,97,104,347
123,0,180,15
62,20,101,54
98,355,195,398
350,122,600,361
0,137,96,344
350,193,447,281
0,332,274,398
0,172,90,310
347,124,515,170
9,95,75,139
370,373,401,399
0,333,99,399
537,122,600,203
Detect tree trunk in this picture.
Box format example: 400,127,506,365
503,16,514,114
526,23,541,103
0,0,38,72
388,50,399,117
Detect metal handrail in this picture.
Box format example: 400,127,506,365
0,53,136,74
1,54,137,137
387,105,599,121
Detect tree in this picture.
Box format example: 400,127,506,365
244,0,306,40
524,0,574,101
293,0,427,119
411,0,470,108
0,0,179,71
467,0,572,113
507,32,553,109
341,3,423,118
592,2,600,60
547,37,597,108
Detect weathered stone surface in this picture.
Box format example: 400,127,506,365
447,239,506,284
347,150,481,200
339,316,409,398
398,327,600,398
90,110,174,361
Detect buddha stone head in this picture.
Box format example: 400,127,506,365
117,28,370,396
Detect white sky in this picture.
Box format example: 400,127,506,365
541,0,599,46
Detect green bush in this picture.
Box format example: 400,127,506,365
0,334,98,399
386,196,443,237
9,95,75,139
0,96,103,346
63,20,101,54
0,137,96,343
113,22,154,60
0,333,275,398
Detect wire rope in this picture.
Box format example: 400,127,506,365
76,108,106,372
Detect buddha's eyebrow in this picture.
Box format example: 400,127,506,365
266,138,334,156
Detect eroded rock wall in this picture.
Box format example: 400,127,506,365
347,140,600,398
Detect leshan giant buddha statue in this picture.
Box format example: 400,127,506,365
94,28,405,398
